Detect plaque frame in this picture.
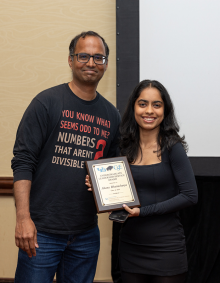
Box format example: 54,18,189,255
85,156,140,213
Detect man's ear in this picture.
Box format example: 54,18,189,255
68,56,73,69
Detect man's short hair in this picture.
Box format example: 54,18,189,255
69,31,109,58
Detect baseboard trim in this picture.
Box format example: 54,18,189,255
0,279,112,283
0,280,56,283
0,177,13,195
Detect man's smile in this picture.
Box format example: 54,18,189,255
83,69,97,74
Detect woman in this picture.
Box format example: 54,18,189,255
86,79,197,283
117,80,198,283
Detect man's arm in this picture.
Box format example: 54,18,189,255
12,97,50,256
14,180,38,258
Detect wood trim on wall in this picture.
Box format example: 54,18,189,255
0,177,13,196
0,280,56,283
0,279,112,283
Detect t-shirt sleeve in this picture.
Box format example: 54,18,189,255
11,98,49,182
139,143,198,217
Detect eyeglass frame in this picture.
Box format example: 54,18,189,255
70,53,108,65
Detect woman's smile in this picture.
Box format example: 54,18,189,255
142,116,157,123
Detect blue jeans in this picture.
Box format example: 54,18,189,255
15,226,100,283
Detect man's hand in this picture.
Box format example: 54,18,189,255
122,204,140,217
14,180,38,257
15,216,38,257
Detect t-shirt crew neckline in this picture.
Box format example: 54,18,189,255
65,83,100,105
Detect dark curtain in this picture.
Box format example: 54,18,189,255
111,177,220,283
180,176,220,283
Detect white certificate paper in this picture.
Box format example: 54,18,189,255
92,161,135,206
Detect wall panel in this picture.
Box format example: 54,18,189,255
0,0,116,280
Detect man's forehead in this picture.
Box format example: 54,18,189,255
75,36,105,54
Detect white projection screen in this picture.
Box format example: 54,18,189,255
139,0,220,157
116,0,220,175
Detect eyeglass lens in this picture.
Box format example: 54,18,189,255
77,53,105,64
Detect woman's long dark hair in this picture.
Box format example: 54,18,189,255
119,80,187,163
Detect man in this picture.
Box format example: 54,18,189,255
11,31,120,283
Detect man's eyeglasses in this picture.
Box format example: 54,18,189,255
70,53,107,65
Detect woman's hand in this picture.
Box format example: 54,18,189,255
85,175,92,191
123,204,140,217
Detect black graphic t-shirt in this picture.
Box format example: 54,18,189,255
11,83,121,234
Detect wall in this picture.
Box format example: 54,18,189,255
0,0,116,280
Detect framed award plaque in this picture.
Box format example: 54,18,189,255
85,156,140,213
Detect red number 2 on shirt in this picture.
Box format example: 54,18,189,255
94,139,106,160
